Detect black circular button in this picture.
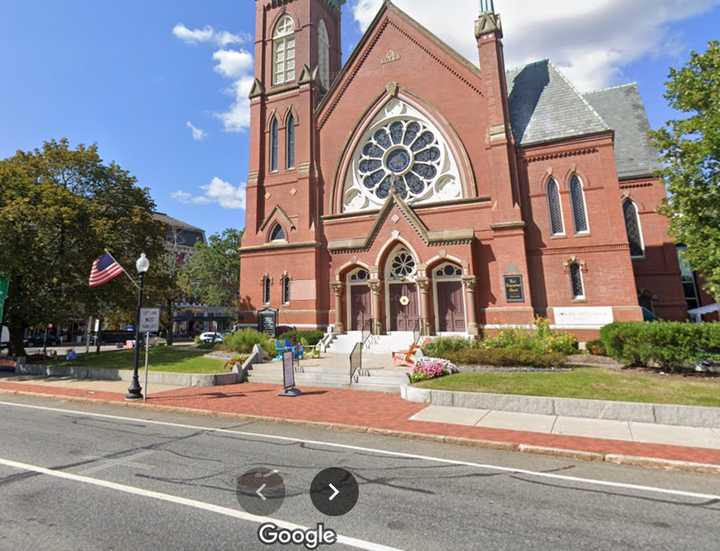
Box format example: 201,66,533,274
310,468,359,517
236,467,286,516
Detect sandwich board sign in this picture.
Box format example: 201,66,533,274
279,350,302,397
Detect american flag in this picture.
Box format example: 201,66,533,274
89,253,125,288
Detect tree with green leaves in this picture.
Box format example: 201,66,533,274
0,139,165,356
179,229,242,309
652,41,720,300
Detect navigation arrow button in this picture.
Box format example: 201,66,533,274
328,483,340,502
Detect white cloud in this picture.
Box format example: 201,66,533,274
172,178,246,210
212,49,254,79
185,121,207,141
173,24,255,133
172,23,246,47
350,0,720,91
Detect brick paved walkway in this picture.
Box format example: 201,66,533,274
1,379,720,469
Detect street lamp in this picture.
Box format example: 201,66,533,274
126,253,150,400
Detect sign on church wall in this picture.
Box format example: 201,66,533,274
553,307,614,327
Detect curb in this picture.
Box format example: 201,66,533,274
1,387,719,476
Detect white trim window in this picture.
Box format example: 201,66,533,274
623,198,645,258
286,113,296,169
270,117,279,172
269,223,286,242
273,15,296,86
570,174,589,234
547,178,565,235
281,274,291,304
318,19,330,90
570,262,585,300
262,275,271,305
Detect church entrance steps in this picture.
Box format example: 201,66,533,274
248,353,408,394
364,332,415,355
326,331,363,354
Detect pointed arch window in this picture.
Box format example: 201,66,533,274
269,224,286,242
286,113,295,169
623,199,644,258
273,15,296,85
570,175,589,233
281,274,291,304
547,178,564,235
270,117,279,172
570,262,585,300
262,275,271,305
318,19,330,90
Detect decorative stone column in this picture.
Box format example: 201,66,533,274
416,277,432,336
462,276,480,336
369,279,383,335
331,282,345,334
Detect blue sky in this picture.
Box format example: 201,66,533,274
1,0,719,237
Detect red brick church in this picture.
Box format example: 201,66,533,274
238,0,689,340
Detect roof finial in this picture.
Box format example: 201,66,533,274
480,0,495,14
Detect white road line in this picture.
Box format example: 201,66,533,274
0,456,402,551
0,399,719,502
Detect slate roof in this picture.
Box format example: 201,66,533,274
506,60,609,146
506,60,661,179
583,84,662,179
153,212,205,234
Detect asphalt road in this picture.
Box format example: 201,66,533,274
0,394,719,551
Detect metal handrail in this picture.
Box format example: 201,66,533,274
349,341,363,384
412,318,421,345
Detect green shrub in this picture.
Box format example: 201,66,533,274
444,348,565,369
279,329,324,346
483,319,577,355
600,322,720,370
223,330,275,357
586,339,607,356
423,337,478,357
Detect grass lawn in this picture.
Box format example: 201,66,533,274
53,346,231,374
416,368,720,408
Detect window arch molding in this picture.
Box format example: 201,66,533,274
568,172,590,234
285,112,296,169
333,91,477,214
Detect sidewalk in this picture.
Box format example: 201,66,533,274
1,375,720,473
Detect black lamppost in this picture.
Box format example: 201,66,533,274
126,253,150,400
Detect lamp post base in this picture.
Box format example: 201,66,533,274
126,378,143,401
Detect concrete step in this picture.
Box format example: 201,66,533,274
365,332,416,354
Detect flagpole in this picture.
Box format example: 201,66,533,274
105,250,139,289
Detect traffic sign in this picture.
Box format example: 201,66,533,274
0,275,9,322
139,308,160,333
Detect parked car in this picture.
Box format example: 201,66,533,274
199,332,224,344
24,334,59,347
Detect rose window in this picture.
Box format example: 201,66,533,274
343,99,463,213
390,250,417,279
358,120,443,201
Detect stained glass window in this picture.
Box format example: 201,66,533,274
270,224,285,242
281,275,291,304
570,175,589,233
389,249,417,279
547,178,564,235
623,199,644,257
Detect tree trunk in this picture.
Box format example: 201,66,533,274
9,322,26,358
165,299,174,346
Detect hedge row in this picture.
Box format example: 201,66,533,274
442,348,566,369
600,322,720,370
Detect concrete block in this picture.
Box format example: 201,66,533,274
597,401,655,423
429,390,454,407
554,416,632,441
653,405,720,429
553,397,606,419
485,394,556,415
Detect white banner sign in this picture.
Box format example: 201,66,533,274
554,307,614,327
139,308,161,333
